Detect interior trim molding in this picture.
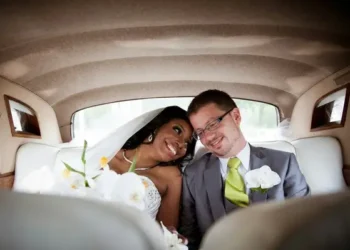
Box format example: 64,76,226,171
0,171,15,178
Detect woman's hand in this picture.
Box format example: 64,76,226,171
165,226,188,246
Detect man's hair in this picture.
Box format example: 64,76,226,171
187,89,237,116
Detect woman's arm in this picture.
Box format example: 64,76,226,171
156,167,182,228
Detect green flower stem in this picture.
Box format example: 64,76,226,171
81,140,88,187
250,187,268,193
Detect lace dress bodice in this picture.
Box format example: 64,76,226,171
140,176,162,219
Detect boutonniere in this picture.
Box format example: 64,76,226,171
245,165,281,193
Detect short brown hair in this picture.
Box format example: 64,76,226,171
187,89,237,116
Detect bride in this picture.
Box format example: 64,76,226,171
15,105,196,231
107,106,196,228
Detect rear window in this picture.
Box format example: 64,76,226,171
72,97,279,144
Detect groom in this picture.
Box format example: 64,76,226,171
179,89,310,250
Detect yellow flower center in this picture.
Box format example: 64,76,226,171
130,193,140,201
71,184,77,189
142,180,149,188
62,168,71,178
100,156,108,168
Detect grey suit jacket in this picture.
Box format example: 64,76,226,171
179,145,310,250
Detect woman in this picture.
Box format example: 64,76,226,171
108,106,196,228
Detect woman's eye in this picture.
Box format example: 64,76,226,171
173,126,182,135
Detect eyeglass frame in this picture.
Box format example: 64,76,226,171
192,107,234,140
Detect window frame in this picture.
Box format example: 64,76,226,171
310,83,350,132
4,95,42,139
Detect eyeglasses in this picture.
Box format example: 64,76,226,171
193,108,233,140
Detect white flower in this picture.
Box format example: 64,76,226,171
161,222,188,250
245,165,281,190
112,172,146,210
94,168,121,200
58,162,101,190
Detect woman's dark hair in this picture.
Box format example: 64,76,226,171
122,106,196,167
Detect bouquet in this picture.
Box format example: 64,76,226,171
17,140,187,250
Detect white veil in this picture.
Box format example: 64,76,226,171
82,107,166,170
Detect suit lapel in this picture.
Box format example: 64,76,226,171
248,145,268,204
204,154,226,221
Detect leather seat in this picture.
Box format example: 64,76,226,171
291,136,346,194
200,191,350,250
0,190,166,250
193,136,347,195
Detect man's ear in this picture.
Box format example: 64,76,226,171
231,108,241,125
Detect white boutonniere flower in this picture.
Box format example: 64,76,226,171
245,165,281,193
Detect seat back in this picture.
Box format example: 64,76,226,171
0,190,165,250
13,143,61,190
291,136,346,194
200,191,350,250
14,135,347,195
193,136,347,195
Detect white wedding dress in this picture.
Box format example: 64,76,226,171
140,176,162,219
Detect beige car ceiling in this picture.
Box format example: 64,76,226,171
0,0,349,125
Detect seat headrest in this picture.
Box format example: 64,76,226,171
0,190,166,250
200,191,350,250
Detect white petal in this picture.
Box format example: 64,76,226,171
260,181,273,189
269,172,281,185
260,165,272,172
94,170,120,198
86,169,103,178
244,170,260,188
103,164,110,171
112,173,146,209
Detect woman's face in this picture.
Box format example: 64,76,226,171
152,118,193,163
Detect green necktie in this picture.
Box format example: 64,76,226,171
224,157,249,207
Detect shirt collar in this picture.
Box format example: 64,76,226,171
219,142,251,170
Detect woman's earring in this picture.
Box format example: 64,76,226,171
148,134,153,142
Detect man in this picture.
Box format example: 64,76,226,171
179,89,310,250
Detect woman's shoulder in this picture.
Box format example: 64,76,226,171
155,166,182,181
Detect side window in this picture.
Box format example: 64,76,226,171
311,84,349,131
4,95,41,138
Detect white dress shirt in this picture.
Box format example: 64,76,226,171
219,142,251,193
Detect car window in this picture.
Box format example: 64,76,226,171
72,97,279,144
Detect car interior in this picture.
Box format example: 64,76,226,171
0,0,350,249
